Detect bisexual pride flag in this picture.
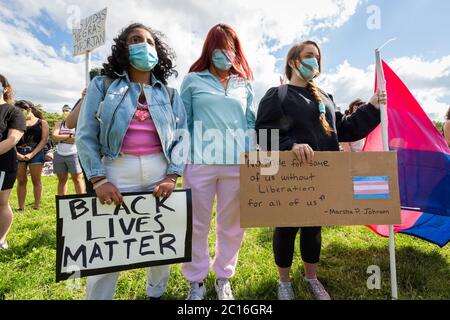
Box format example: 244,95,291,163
364,61,450,247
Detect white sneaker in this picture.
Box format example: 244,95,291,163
277,281,295,300
0,240,8,250
215,279,234,300
305,278,331,300
186,282,206,300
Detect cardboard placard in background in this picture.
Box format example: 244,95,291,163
240,152,401,228
72,7,107,56
56,190,192,282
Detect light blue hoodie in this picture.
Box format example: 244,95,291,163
180,70,256,165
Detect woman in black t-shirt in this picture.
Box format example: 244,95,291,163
14,100,49,211
256,41,386,300
0,74,26,250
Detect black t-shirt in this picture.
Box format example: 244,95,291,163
256,85,381,151
0,103,27,172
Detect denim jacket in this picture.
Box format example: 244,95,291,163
76,71,189,180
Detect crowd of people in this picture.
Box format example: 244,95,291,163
5,21,447,301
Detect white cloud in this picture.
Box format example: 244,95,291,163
0,0,361,112
1,0,448,122
320,56,450,121
319,61,375,112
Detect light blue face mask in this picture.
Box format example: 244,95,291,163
128,42,159,72
212,49,234,71
0,85,4,97
295,57,319,82
293,57,326,113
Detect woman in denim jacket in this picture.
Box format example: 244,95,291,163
76,23,189,300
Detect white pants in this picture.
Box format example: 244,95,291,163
86,153,170,300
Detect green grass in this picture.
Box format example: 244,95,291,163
0,176,449,300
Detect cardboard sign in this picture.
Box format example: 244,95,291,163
72,8,107,56
240,152,401,228
56,190,192,282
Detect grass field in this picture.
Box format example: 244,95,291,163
0,176,449,300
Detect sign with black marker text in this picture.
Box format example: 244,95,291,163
72,7,107,56
240,152,402,228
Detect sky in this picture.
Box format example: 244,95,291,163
0,0,449,121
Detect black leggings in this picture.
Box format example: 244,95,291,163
273,227,322,267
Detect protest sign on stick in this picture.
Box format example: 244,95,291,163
72,7,107,87
72,7,107,56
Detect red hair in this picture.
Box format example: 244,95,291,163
190,24,253,80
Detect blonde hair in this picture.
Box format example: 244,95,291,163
285,41,334,136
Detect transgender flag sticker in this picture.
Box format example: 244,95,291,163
352,176,391,200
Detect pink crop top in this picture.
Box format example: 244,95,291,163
121,98,163,156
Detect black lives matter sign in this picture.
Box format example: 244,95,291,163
55,190,192,282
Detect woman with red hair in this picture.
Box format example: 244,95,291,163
180,24,255,300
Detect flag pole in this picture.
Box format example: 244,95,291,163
375,44,398,300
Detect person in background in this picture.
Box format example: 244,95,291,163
14,100,49,211
444,106,450,147
256,40,385,300
66,68,103,130
64,91,85,130
52,105,85,196
65,68,104,194
76,23,188,300
40,140,55,177
342,99,367,152
0,74,26,250
44,140,55,162
180,24,255,300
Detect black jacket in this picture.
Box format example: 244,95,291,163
255,85,381,151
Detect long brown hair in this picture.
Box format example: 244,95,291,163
190,24,253,81
0,74,14,104
285,41,333,136
15,100,44,120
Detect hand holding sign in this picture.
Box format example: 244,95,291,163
94,180,123,206
153,175,178,199
292,143,315,163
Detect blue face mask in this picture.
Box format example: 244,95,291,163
212,49,234,71
129,42,159,72
295,57,319,81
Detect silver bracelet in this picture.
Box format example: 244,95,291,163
93,178,109,190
